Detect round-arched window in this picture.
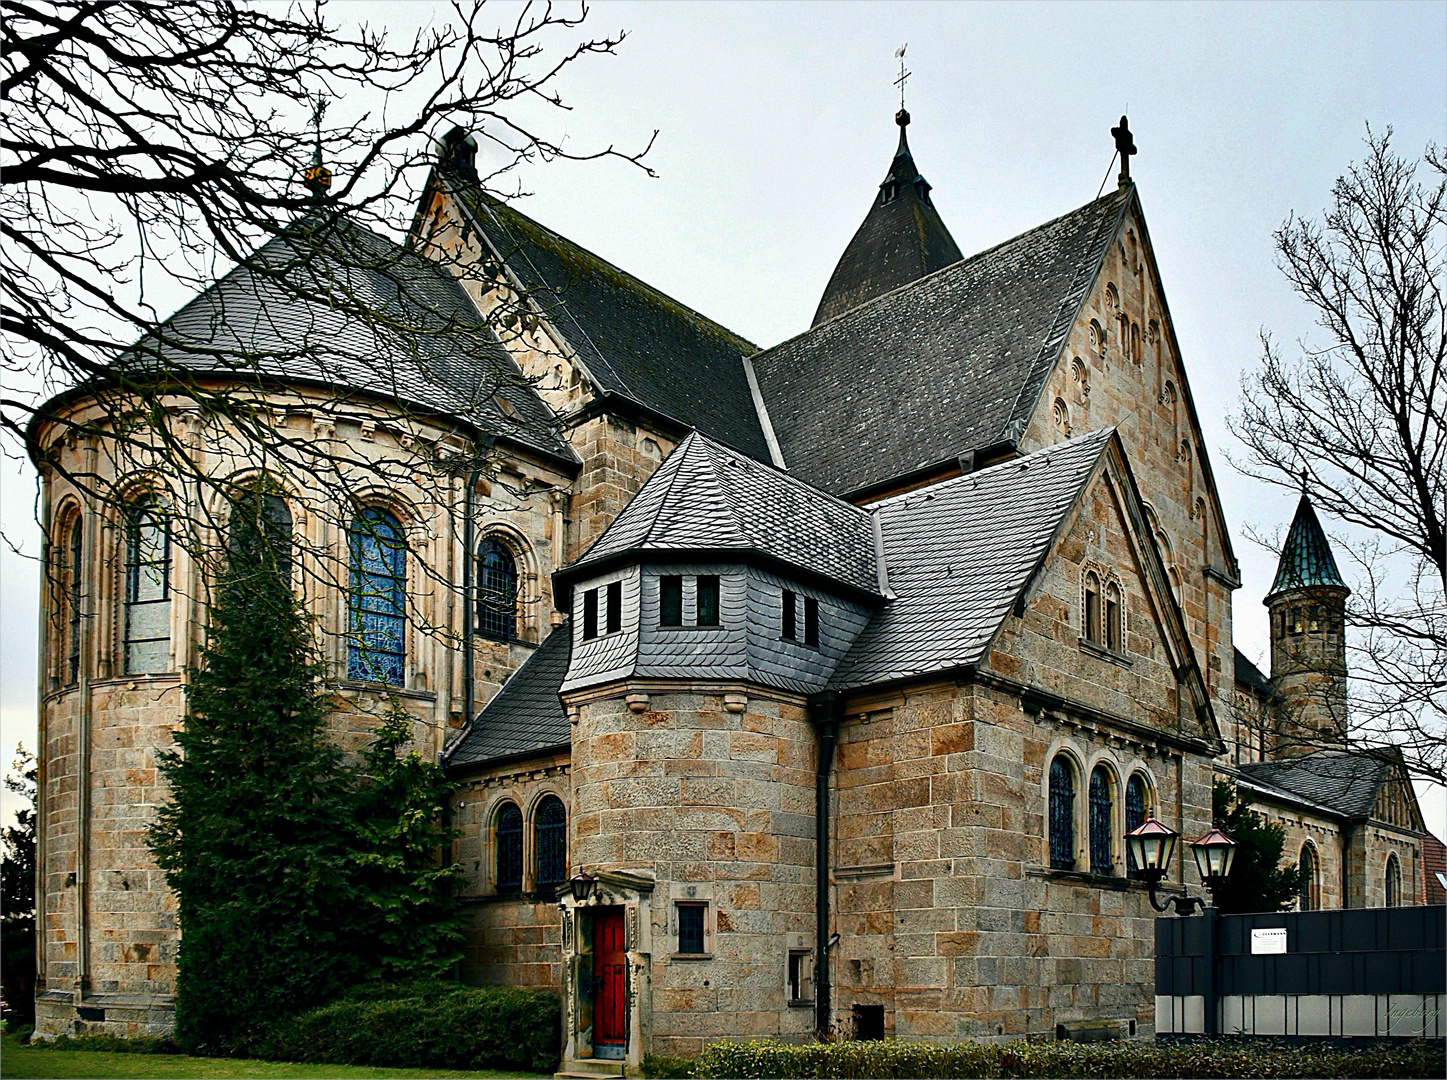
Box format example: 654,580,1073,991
124,496,171,675
348,508,406,686
495,802,523,893
535,795,567,887
1049,757,1076,871
478,537,518,642
1298,844,1319,911
229,488,293,581
1385,853,1401,907
1089,765,1114,875
1125,773,1148,873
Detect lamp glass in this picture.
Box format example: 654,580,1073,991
1190,828,1236,880
1125,818,1178,874
569,871,595,903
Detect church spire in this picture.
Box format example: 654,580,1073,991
1267,494,1349,600
811,91,963,327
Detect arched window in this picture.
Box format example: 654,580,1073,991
535,795,567,888
1125,773,1148,873
1089,765,1114,875
229,489,293,581
477,538,518,642
1049,756,1076,871
1105,582,1122,651
1298,844,1319,911
66,516,83,686
1083,571,1101,643
1130,321,1141,365
348,508,406,686
1385,854,1401,907
1052,397,1071,435
495,802,523,893
124,497,171,674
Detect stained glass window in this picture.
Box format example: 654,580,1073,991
496,802,522,893
1125,773,1148,873
348,508,406,686
1089,766,1113,875
535,796,567,887
124,498,170,674
478,538,517,641
1049,756,1075,870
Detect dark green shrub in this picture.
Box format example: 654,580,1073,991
261,983,561,1073
643,1051,699,1077
688,1036,1446,1079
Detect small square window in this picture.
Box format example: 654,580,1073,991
660,576,683,627
606,581,622,634
677,902,706,954
781,589,797,640
803,596,819,646
582,589,598,640
697,575,720,627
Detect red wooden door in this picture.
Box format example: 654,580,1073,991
593,908,627,1048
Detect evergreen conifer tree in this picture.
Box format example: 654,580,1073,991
1211,779,1308,914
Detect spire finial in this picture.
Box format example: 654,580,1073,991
1111,115,1137,188
894,44,910,126
302,95,332,200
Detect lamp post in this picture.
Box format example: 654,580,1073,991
1126,818,1204,915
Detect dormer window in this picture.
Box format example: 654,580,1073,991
660,576,683,627
582,589,599,640
606,581,622,634
881,180,901,205
804,596,819,646
697,576,720,627
781,590,797,640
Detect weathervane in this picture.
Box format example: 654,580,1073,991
302,94,332,199
894,44,911,126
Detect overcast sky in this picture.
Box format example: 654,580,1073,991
3,0,1444,830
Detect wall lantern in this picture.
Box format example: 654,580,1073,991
1190,828,1237,892
1126,818,1203,916
568,870,600,904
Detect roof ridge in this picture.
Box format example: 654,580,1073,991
686,428,876,521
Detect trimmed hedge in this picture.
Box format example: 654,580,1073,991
655,1037,1447,1079
260,983,560,1074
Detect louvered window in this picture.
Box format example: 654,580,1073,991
124,498,170,674
496,802,523,893
1049,757,1075,870
1125,774,1148,873
478,538,517,641
1089,766,1113,875
348,508,406,686
535,796,567,887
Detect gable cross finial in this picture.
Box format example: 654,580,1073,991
894,44,911,126
1111,115,1137,188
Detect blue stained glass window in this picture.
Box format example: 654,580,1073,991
478,538,517,641
1089,766,1114,875
1125,774,1148,873
348,508,406,686
1049,757,1075,871
496,802,523,892
535,796,567,886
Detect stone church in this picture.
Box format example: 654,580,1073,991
28,105,1428,1059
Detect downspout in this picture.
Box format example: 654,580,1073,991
809,690,842,1041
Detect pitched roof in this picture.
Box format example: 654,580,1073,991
753,186,1132,496
444,624,572,769
830,426,1114,689
1234,647,1279,701
812,115,963,327
559,430,882,598
118,216,570,461
449,185,774,461
1267,495,1349,600
1423,832,1446,906
1237,751,1394,820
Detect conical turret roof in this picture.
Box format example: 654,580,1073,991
1267,495,1349,600
811,111,963,327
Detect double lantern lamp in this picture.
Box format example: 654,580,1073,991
1125,818,1236,915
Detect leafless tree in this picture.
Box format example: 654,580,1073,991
1232,128,1445,786
2,1,653,683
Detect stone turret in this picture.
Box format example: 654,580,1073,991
1264,495,1350,754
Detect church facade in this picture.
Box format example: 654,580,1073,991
27,109,1426,1059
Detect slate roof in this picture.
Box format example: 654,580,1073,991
444,624,572,769
830,426,1114,690
812,116,963,327
1423,832,1446,905
118,216,570,460
1237,752,1395,820
449,183,774,461
754,186,1132,497
1234,647,1280,702
560,430,882,598
1268,495,1349,600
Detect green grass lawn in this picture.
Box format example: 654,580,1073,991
1,1035,547,1079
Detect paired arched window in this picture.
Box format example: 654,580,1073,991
495,802,523,893
1125,773,1148,873
1083,571,1101,643
1298,844,1320,911
66,516,83,686
1105,582,1122,651
1385,854,1401,907
1089,765,1114,875
535,795,567,887
1049,756,1076,870
124,497,171,674
229,489,293,581
348,508,406,686
477,537,518,642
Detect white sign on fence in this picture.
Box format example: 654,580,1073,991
1250,927,1288,955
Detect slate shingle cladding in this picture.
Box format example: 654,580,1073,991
1237,752,1394,820
754,187,1132,497
450,183,773,461
445,623,572,768
812,119,963,327
119,217,570,461
832,426,1114,689
1267,494,1349,599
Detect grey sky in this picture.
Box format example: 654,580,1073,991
3,0,1444,830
